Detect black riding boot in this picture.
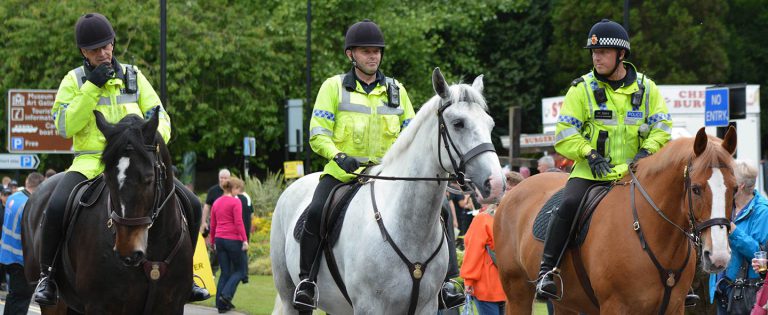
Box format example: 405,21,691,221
293,228,322,311
438,280,466,309
33,265,57,306
34,219,62,306
536,214,573,300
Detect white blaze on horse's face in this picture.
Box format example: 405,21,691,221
705,168,731,269
117,157,130,216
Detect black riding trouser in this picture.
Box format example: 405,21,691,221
540,177,602,271
40,171,87,271
304,175,343,236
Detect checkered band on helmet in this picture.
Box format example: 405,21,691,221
584,19,630,55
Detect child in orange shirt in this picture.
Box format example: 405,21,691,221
460,204,505,314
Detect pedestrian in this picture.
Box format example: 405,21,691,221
36,12,208,305
535,19,675,303
210,177,248,313
0,172,44,315
461,202,506,314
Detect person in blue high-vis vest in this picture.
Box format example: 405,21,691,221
0,172,44,315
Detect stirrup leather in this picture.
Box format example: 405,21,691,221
536,269,564,301
293,279,318,309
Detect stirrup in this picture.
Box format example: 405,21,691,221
535,269,564,301
292,279,318,309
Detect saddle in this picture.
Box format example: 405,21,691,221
292,180,363,248
532,182,612,246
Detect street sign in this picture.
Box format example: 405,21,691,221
283,161,304,179
0,154,39,169
243,137,256,156
7,89,73,153
705,87,729,127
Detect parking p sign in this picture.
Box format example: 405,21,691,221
704,87,729,127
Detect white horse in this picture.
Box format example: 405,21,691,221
270,68,505,314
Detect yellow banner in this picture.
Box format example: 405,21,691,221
192,234,217,295
284,160,305,179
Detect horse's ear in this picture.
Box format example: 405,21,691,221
94,110,113,136
472,74,484,94
693,127,708,157
721,125,737,155
432,67,450,100
142,106,161,143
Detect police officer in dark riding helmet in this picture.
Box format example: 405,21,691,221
292,19,465,311
34,12,210,305
533,19,704,305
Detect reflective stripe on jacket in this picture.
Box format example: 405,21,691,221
309,71,415,182
0,191,30,265
555,62,671,181
51,61,171,179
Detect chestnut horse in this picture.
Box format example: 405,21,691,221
494,127,737,314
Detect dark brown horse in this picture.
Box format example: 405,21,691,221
22,109,192,314
494,127,737,314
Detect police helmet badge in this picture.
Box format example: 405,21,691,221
591,34,598,45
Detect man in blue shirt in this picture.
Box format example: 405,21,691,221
0,172,44,315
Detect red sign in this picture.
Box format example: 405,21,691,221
7,89,73,153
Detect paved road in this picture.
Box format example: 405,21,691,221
0,299,246,315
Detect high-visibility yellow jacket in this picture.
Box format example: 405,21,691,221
309,70,415,182
52,60,171,179
555,62,671,181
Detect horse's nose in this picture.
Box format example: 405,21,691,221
121,251,145,266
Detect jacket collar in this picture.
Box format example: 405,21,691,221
342,68,386,91
734,189,765,222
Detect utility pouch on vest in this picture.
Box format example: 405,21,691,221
124,66,138,94
386,77,400,108
596,130,609,160
594,87,608,104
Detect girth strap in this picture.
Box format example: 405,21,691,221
370,181,445,315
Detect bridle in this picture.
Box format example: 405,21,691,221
107,143,176,229
353,95,496,192
626,157,731,314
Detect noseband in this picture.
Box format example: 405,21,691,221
107,143,175,229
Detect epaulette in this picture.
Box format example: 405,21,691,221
570,77,584,87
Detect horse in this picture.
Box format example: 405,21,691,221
494,127,737,315
270,68,505,314
22,109,193,314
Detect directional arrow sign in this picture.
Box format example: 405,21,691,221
0,154,39,169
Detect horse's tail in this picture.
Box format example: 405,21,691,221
271,294,283,315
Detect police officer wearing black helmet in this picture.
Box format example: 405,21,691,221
293,19,465,311
34,12,210,305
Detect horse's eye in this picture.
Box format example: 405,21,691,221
452,119,464,129
692,186,701,195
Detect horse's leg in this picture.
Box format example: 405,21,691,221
500,273,535,315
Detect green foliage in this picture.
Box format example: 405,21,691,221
245,171,287,217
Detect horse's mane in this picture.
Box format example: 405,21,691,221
100,115,157,169
637,135,734,178
381,82,487,166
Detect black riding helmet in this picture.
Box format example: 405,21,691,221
75,13,115,49
344,19,385,51
585,19,630,78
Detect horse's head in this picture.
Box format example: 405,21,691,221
95,107,173,267
431,68,505,203
686,126,737,272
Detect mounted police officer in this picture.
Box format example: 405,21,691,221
293,19,465,311
535,19,675,300
34,12,209,305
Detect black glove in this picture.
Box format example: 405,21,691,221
585,150,612,179
333,152,359,174
87,63,114,87
632,148,650,164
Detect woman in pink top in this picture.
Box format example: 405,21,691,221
209,177,248,313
